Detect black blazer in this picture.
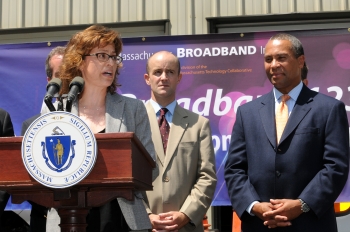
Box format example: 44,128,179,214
225,85,349,232
21,113,40,136
0,108,14,137
21,113,48,232
0,108,14,219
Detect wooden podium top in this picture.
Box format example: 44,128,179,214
0,132,156,231
0,132,155,191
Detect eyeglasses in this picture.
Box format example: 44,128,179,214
83,53,123,64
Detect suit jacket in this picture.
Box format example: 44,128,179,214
21,113,49,232
21,113,40,136
0,108,14,219
224,85,349,232
42,93,156,231
0,108,14,137
144,102,217,232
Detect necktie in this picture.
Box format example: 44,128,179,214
158,108,169,154
276,94,291,143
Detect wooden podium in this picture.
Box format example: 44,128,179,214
0,132,155,232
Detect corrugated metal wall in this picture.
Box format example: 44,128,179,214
1,0,349,35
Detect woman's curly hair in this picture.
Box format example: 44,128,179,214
59,24,123,95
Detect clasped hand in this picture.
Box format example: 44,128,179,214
252,199,303,229
149,211,190,232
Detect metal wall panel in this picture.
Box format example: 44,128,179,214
71,0,94,24
218,0,242,16
270,0,295,14
322,0,344,11
296,0,319,12
1,0,23,28
194,0,212,34
96,0,118,23
25,0,46,27
244,0,265,15
0,24,166,44
1,0,350,38
144,0,167,20
47,0,71,26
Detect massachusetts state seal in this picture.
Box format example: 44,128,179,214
21,111,97,188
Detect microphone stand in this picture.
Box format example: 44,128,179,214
44,96,57,112
57,97,64,111
44,94,68,112
65,101,73,113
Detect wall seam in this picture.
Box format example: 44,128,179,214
21,0,25,27
0,0,2,28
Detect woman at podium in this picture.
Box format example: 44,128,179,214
42,25,156,232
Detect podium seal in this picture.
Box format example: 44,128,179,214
21,111,97,188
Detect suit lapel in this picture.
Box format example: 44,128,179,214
279,86,313,144
164,104,188,170
145,101,165,167
70,93,125,133
105,93,124,133
259,91,277,146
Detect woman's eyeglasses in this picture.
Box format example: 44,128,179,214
83,53,123,64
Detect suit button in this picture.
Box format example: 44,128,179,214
278,149,282,152
163,177,170,182
276,171,281,177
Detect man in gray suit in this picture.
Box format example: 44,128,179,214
143,51,217,232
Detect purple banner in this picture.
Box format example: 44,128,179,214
0,29,350,209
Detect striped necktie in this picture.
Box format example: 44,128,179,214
158,108,169,154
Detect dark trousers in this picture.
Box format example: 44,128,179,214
86,199,129,232
0,191,9,219
29,201,48,232
0,192,48,231
0,191,10,229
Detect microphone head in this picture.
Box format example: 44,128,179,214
69,76,84,93
46,78,62,91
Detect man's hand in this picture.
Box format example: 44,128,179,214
149,211,190,232
262,199,302,228
149,213,177,231
251,201,291,229
251,202,277,221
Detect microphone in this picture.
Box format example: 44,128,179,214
44,78,62,112
66,76,84,112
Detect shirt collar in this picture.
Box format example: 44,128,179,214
150,99,176,116
273,81,303,102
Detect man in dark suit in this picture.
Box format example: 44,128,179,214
21,114,40,136
0,108,14,137
22,46,66,136
21,46,65,232
0,108,14,222
21,113,48,231
224,33,349,232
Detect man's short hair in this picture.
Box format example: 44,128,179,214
269,33,304,58
301,62,308,80
45,46,66,79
